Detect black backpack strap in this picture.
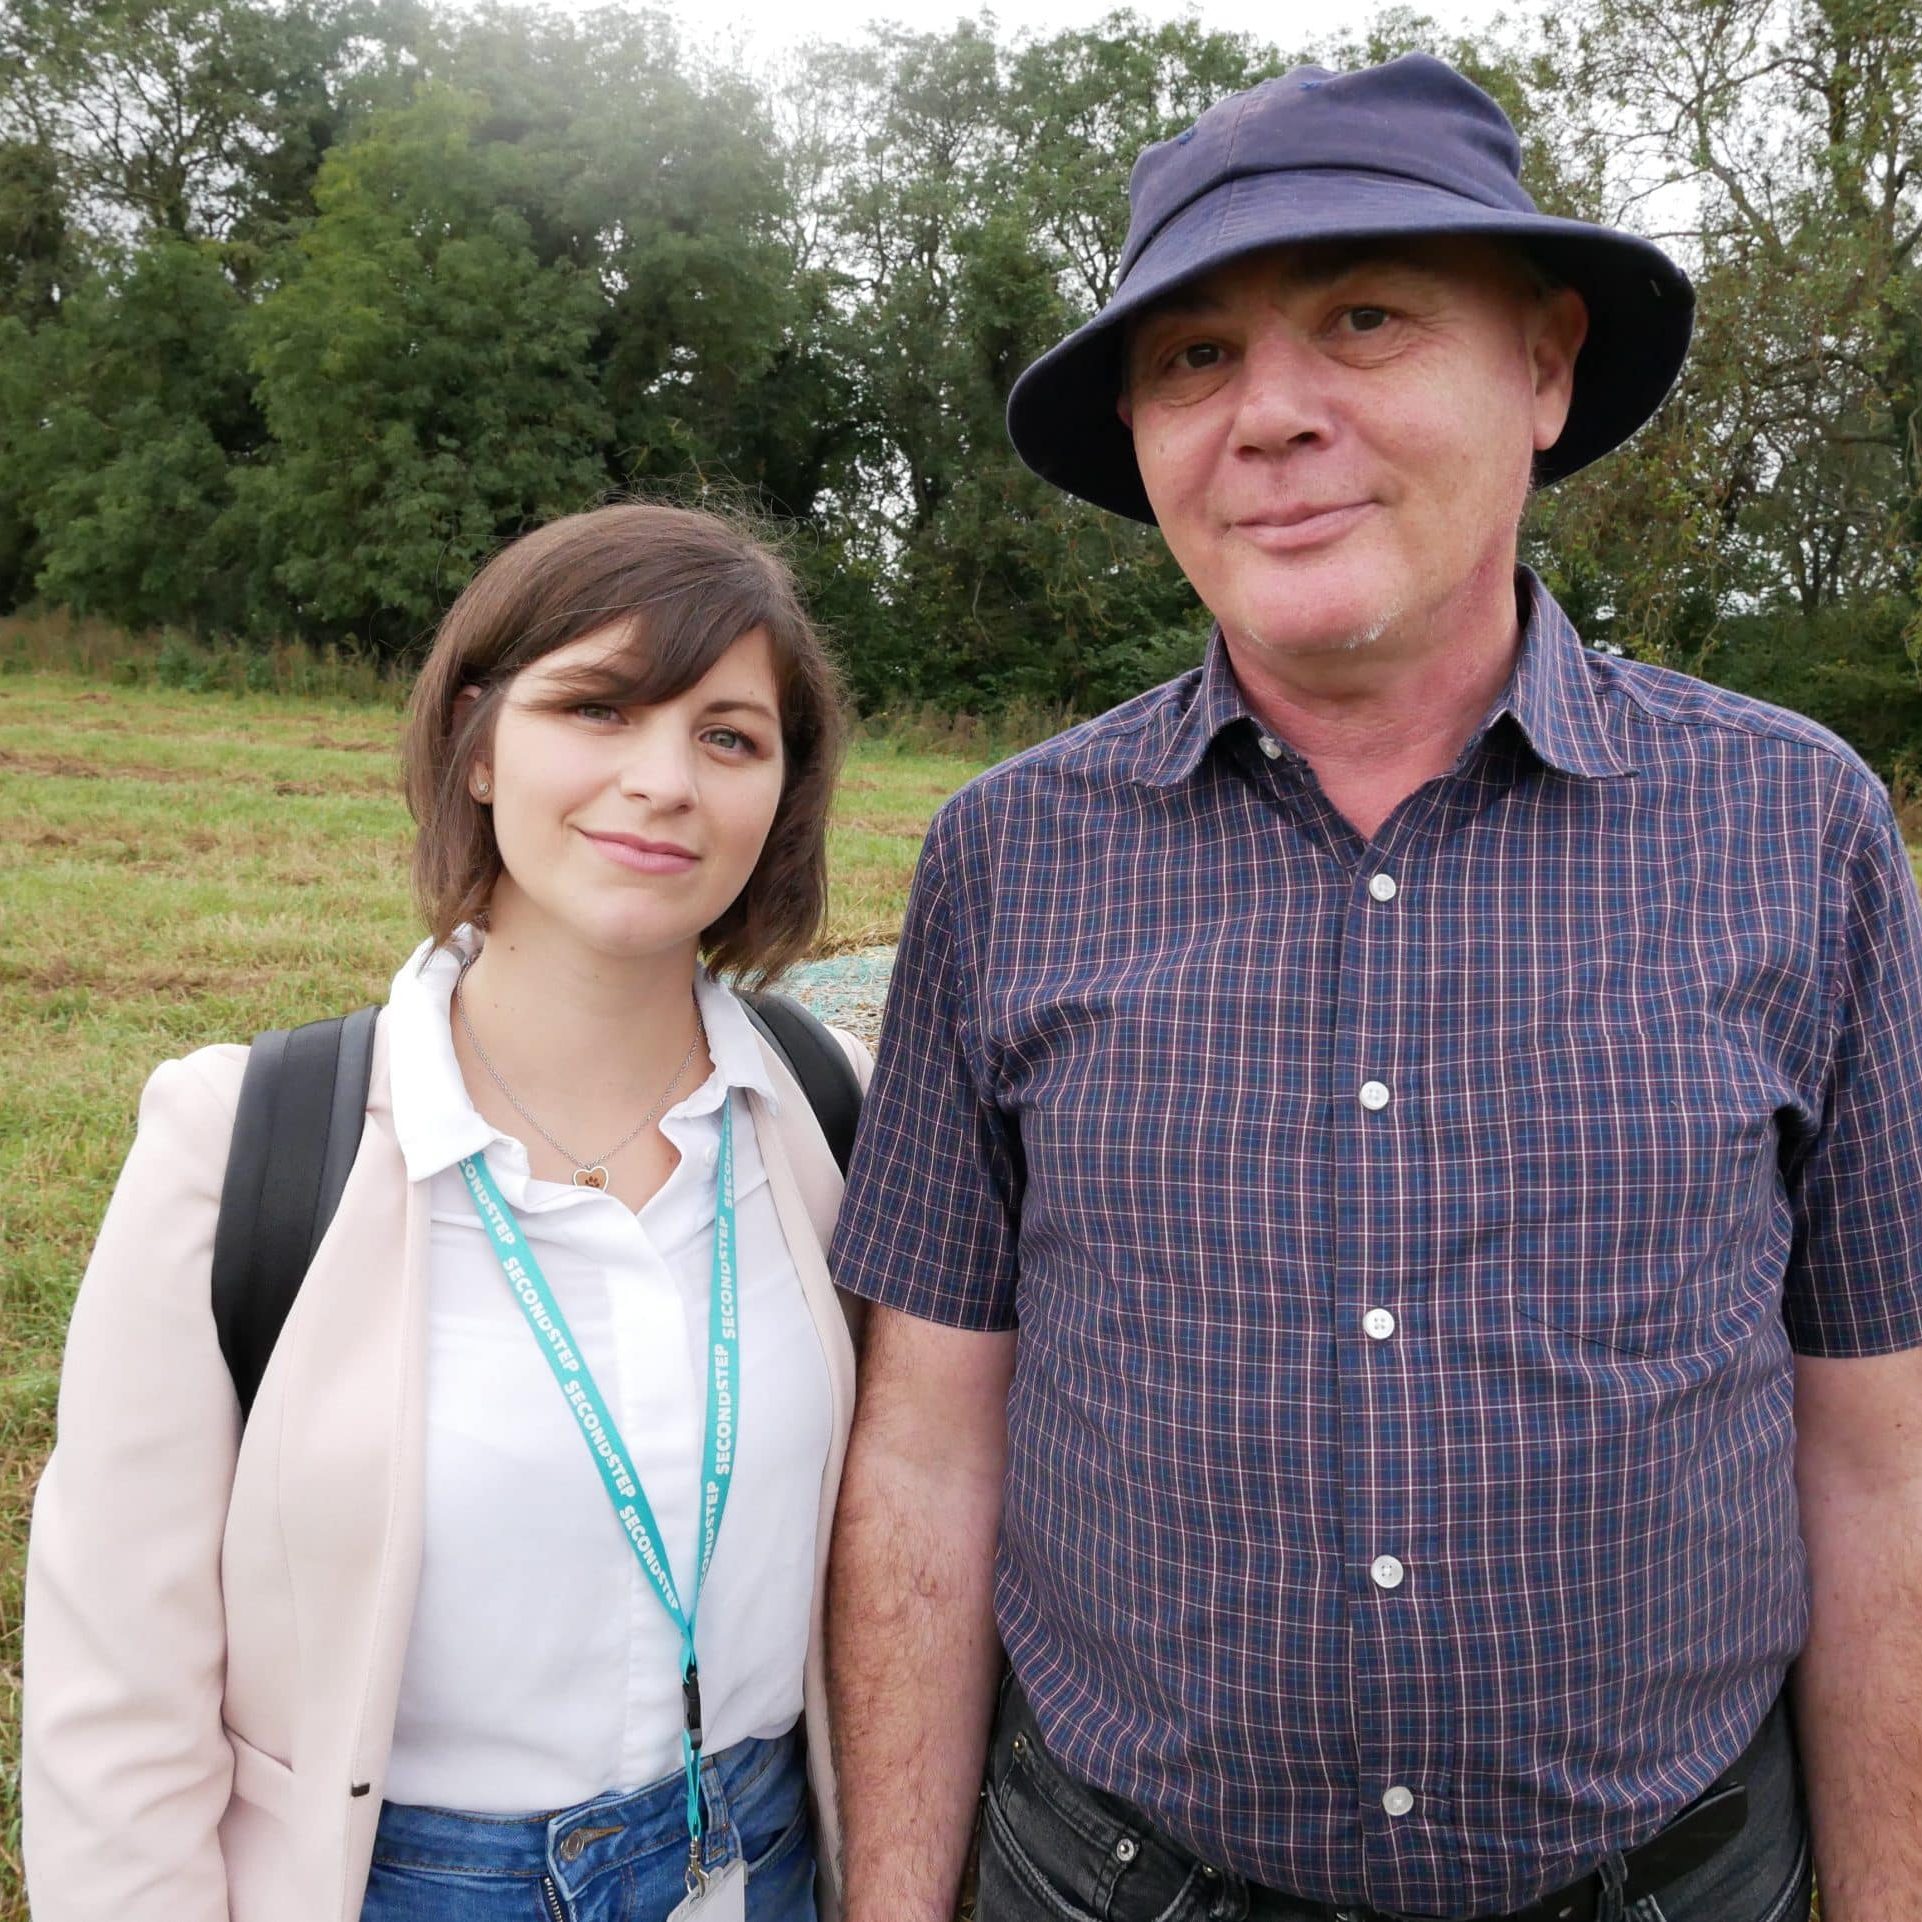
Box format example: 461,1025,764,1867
211,1006,379,1420
741,991,863,1177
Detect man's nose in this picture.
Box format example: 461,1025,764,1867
1229,326,1336,456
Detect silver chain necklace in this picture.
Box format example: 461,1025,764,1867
453,955,706,1190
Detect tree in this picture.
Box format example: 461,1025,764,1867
0,234,257,628
0,137,78,324
0,0,1909,752
434,6,849,517
0,0,409,251
235,86,611,649
789,12,1278,708
1548,0,1922,653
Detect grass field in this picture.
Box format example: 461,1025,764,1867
3,665,1912,1918
0,667,992,1914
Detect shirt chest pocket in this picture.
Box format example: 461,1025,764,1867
1426,1014,1790,1358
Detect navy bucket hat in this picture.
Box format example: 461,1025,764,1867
1006,53,1695,523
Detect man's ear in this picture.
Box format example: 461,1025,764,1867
1529,286,1588,453
1117,390,1135,431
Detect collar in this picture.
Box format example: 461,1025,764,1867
1140,569,1635,789
1140,627,1256,787
387,930,779,1185
1492,570,1637,779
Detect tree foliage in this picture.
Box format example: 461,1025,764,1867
0,0,1916,759
235,85,611,646
1532,0,1922,655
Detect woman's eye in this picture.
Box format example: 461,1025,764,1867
703,726,753,754
572,701,621,723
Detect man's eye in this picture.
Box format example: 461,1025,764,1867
1343,306,1392,334
1174,342,1224,371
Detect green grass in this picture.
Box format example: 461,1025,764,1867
1,666,1911,1918
0,669,993,1914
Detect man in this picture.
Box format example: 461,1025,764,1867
827,52,1922,1922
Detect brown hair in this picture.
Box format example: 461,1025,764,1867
402,502,847,985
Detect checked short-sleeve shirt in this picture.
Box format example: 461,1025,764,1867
829,573,1922,1918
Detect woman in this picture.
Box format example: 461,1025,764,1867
23,503,870,1922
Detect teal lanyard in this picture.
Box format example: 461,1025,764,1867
457,1094,740,1864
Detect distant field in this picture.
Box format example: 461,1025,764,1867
0,669,992,1911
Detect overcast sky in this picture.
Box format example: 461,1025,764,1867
523,0,1528,64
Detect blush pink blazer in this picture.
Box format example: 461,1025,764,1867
23,1011,870,1922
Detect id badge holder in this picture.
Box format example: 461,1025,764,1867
668,1855,745,1921
668,1665,746,1922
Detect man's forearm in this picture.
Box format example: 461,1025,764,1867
1793,1354,1922,1920
1792,1492,1922,1917
827,1412,1006,1922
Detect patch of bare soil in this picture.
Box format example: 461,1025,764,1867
0,747,201,784
306,733,391,753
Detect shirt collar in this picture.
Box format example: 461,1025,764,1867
1141,570,1634,789
1141,627,1255,787
387,929,778,1185
1494,570,1637,780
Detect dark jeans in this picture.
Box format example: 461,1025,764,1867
976,1675,1811,1922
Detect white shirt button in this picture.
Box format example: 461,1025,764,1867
1370,1554,1406,1590
1368,872,1398,902
1363,1308,1397,1341
1359,1080,1391,1111
703,1145,719,1169
1257,733,1283,759
1382,1785,1415,1817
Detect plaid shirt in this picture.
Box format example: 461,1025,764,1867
830,573,1922,1916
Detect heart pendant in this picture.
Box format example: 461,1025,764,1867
573,1165,610,1190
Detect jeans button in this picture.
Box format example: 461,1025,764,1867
1114,1837,1138,1863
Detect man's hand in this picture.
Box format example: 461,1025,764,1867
1792,1348,1922,1920
827,1307,1017,1922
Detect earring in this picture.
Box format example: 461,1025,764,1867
474,779,491,800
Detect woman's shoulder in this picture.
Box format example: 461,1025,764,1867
109,1046,255,1204
136,1043,253,1129
827,1025,874,1092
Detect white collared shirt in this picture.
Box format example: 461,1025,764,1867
381,935,831,1811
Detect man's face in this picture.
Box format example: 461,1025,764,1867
1119,238,1586,663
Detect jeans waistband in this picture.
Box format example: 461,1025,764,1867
371,1726,800,1880
989,1673,1793,1922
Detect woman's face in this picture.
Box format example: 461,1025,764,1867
470,623,787,966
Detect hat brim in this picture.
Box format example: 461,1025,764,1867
1005,169,1695,523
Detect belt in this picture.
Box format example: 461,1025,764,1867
1254,1699,1780,1922
995,1678,1783,1922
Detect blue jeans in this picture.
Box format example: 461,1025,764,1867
359,1728,816,1922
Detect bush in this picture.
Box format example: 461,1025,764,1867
0,612,406,705
1699,601,1922,778
154,630,201,688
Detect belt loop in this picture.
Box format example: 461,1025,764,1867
1205,1866,1251,1920
1594,1852,1630,1922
